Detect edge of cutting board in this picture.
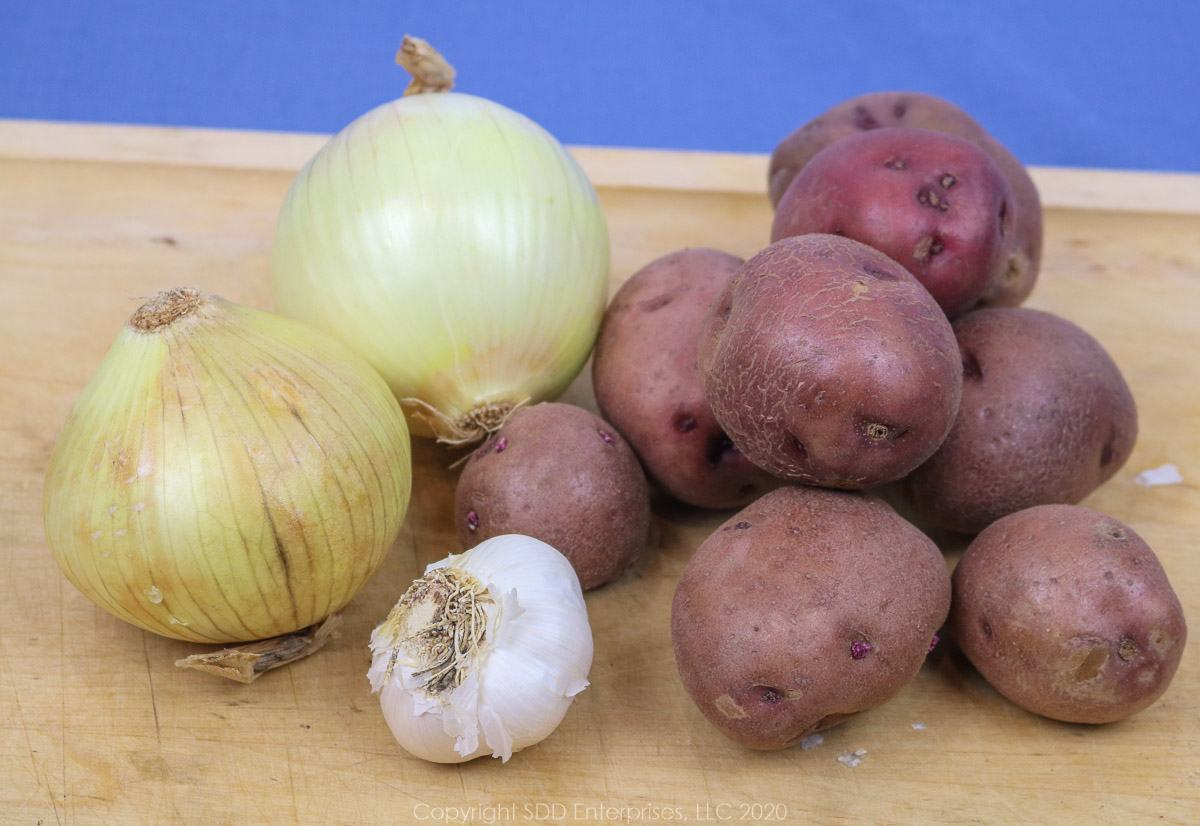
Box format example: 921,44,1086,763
2,118,1199,215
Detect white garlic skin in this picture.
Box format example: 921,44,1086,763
369,534,593,763
378,684,491,764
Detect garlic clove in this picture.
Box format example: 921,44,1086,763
379,680,491,763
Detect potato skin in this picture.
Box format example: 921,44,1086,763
698,234,962,489
768,91,1042,308
592,248,779,509
454,403,650,590
769,92,989,207
905,307,1137,533
772,127,1016,319
671,486,951,749
951,505,1187,724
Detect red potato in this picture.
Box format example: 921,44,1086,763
454,403,651,590
904,307,1138,533
771,127,1016,318
592,248,779,509
769,92,991,207
671,486,951,749
768,91,1042,308
951,505,1187,724
698,234,962,489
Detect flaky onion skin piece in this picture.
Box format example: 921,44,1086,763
43,289,412,643
671,486,950,749
271,92,610,443
951,505,1186,724
698,234,961,489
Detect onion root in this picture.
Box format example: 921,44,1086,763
402,397,530,446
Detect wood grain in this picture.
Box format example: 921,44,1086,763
0,121,1197,826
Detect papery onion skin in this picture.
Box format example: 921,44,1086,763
369,535,593,763
271,92,611,442
43,289,412,644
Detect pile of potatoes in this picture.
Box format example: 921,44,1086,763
453,91,1186,750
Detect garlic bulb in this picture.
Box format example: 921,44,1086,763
271,37,610,444
368,534,593,763
43,288,412,643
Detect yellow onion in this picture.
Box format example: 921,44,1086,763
270,37,610,443
43,288,412,644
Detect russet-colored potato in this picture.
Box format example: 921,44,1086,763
904,307,1137,533
699,234,962,489
592,248,779,509
951,505,1187,724
671,486,951,749
454,403,651,590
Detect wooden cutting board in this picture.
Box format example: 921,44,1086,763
1,120,1197,826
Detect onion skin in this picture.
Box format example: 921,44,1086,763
271,92,611,442
43,290,412,643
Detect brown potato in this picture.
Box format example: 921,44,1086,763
771,127,1016,319
698,234,961,489
904,307,1137,533
951,505,1187,723
454,403,650,590
592,248,779,509
768,91,1042,308
671,486,951,749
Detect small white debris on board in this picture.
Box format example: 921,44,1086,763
838,749,867,767
1134,464,1184,487
911,723,926,730
800,733,824,750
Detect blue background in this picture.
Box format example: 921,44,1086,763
3,1,1199,172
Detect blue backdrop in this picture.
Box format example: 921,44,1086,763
3,1,1199,172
